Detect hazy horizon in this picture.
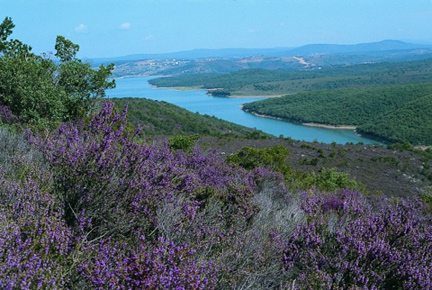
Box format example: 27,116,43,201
3,0,432,58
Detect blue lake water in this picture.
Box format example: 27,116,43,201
109,77,382,145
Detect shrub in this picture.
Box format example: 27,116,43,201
226,145,290,171
303,167,364,192
0,168,75,288
1,97,429,288
168,134,199,152
78,236,217,289
30,99,266,247
283,190,432,289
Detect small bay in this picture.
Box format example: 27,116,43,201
109,77,382,145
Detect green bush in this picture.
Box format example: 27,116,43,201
303,167,364,192
226,145,290,170
228,145,363,192
169,134,200,152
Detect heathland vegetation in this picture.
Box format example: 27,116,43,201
1,17,431,289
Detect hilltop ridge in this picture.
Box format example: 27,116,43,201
102,40,432,77
92,40,430,64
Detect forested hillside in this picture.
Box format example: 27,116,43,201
1,17,431,289
150,58,432,145
359,94,432,144
149,58,432,96
243,83,432,145
111,97,263,137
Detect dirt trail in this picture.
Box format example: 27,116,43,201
292,56,310,67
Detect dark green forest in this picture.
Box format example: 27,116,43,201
149,58,432,96
243,83,432,145
359,93,432,144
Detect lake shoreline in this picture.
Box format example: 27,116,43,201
149,84,204,92
302,123,357,130
228,94,283,99
111,77,383,145
241,105,357,130
240,106,390,144
151,84,281,98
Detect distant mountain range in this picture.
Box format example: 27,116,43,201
90,40,431,65
285,40,429,55
89,48,290,65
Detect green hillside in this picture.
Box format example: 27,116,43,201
111,97,265,137
149,58,432,96
358,94,432,145
243,83,432,145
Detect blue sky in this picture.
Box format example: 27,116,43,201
2,0,432,58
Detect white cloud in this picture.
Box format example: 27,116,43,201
143,34,154,41
119,22,131,30
75,24,87,33
248,28,263,33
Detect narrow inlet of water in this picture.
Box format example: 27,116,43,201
109,77,382,145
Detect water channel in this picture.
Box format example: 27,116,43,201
109,77,382,145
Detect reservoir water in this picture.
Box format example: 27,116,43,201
109,77,381,145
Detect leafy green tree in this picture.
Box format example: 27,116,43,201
0,17,32,59
54,35,115,120
54,35,80,62
0,17,14,51
0,17,115,128
0,55,68,124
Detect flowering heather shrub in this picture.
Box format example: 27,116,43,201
3,99,430,288
0,128,46,182
23,100,282,287
0,103,18,125
79,236,217,289
0,169,74,288
283,189,432,289
29,101,261,241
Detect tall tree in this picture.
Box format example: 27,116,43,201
0,17,14,52
0,17,115,128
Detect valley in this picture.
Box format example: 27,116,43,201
2,16,432,287
144,55,432,146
